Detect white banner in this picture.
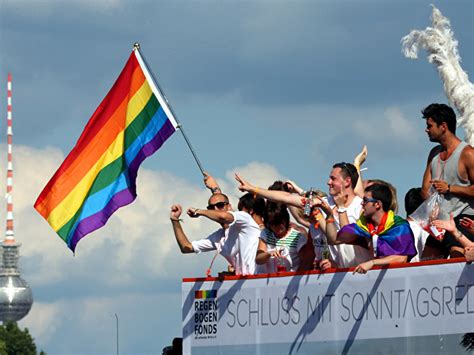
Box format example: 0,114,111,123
182,261,474,354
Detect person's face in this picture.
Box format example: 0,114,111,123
425,117,446,142
269,222,288,239
361,192,379,218
207,195,230,211
327,168,346,196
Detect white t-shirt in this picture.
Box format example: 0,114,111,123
311,195,372,268
258,227,307,273
408,220,429,263
191,211,260,275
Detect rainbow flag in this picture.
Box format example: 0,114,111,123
34,49,179,252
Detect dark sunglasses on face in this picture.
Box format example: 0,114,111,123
362,197,379,205
207,202,228,210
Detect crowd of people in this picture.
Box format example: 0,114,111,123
169,103,474,276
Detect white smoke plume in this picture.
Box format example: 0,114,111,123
401,5,474,146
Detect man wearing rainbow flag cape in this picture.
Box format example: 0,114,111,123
325,184,417,274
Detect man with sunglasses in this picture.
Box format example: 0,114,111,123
169,193,262,275
324,184,417,274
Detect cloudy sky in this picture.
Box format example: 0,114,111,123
0,0,473,353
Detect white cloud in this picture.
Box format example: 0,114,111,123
352,105,419,144
10,145,284,285
7,144,286,353
20,302,61,346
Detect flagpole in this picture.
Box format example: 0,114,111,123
133,43,206,177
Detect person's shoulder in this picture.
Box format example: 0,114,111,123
260,228,272,240
393,215,409,224
460,143,474,162
428,145,442,161
230,210,250,220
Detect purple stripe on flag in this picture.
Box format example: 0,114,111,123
68,121,176,252
128,119,176,189
69,188,134,251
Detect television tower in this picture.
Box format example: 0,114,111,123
0,73,33,322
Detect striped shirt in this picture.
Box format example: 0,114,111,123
259,227,307,273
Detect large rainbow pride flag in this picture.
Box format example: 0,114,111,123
34,49,179,252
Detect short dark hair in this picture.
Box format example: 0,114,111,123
333,162,359,189
238,193,266,216
264,202,290,231
365,184,392,212
366,179,398,213
268,180,290,192
421,103,456,134
404,187,423,216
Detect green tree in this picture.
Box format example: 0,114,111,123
0,321,38,355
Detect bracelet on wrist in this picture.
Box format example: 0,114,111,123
326,217,335,224
337,207,347,214
170,218,183,222
253,187,260,198
210,187,221,194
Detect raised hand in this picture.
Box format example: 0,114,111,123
284,180,305,195
310,196,332,216
203,172,220,192
432,213,456,233
235,173,255,193
170,204,182,219
354,145,368,169
187,207,200,218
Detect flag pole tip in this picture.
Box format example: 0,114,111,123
133,42,140,51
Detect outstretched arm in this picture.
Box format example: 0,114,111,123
187,207,235,225
432,214,474,249
170,204,194,253
203,172,222,195
235,173,304,208
353,145,368,198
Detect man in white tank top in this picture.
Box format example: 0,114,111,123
420,103,474,258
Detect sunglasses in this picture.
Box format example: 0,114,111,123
207,202,228,210
362,197,379,205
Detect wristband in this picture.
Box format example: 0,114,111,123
253,187,260,199
326,217,335,224
170,218,183,222
337,207,347,214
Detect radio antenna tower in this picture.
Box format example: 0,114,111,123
0,73,33,322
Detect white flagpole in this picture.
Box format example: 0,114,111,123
133,42,206,176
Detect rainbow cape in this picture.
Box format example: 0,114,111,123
338,211,417,259
34,49,179,252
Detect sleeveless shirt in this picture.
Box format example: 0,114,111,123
430,141,474,216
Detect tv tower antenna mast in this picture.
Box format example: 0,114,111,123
5,73,14,243
0,73,33,322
